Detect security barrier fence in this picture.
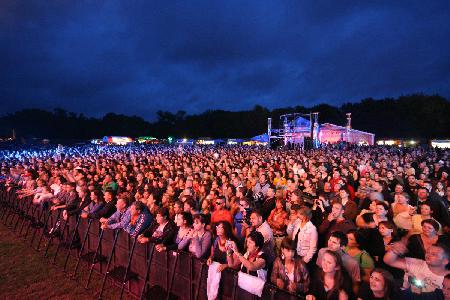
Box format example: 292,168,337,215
0,186,302,300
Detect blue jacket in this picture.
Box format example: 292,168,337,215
124,210,153,238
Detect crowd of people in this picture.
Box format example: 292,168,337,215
1,143,449,300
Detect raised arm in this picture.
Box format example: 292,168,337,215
383,242,407,271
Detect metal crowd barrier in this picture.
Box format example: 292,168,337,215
0,186,303,300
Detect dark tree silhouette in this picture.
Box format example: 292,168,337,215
0,94,449,140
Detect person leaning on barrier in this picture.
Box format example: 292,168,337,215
100,193,131,230
124,200,153,238
167,211,193,252
81,189,116,219
81,189,104,217
227,231,269,294
51,182,78,212
137,207,177,252
33,185,54,205
184,214,212,259
64,187,91,220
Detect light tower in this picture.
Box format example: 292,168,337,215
345,113,352,142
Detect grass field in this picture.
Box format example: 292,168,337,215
0,222,132,300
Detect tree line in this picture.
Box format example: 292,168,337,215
0,94,449,140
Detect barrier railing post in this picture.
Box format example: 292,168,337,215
231,271,238,300
44,209,62,257
0,189,8,221
23,203,39,239
269,285,276,300
5,192,18,226
0,190,8,221
165,250,179,300
35,207,52,251
51,213,71,264
194,261,206,300
118,237,138,300
29,204,45,245
188,254,193,300
85,229,106,289
13,196,27,232
71,219,93,279
18,197,34,235
139,243,155,300
97,229,120,298
63,215,82,271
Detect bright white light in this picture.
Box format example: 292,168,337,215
377,140,395,145
431,140,450,149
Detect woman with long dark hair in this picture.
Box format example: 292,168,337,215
207,221,239,268
306,250,353,300
271,237,309,294
357,268,399,300
206,221,240,300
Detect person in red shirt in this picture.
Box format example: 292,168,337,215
211,196,233,226
329,170,342,193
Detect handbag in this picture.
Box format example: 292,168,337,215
237,271,266,297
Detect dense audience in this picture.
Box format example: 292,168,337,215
1,143,449,299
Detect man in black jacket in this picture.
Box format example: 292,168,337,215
137,207,177,252
415,187,449,232
81,189,117,219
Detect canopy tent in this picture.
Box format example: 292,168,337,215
245,133,269,145
175,138,195,145
136,136,159,144
319,123,375,145
251,133,269,143
293,116,311,128
227,139,244,145
196,139,225,145
102,136,134,145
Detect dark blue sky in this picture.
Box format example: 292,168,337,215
1,1,449,120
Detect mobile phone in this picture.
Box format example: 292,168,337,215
413,278,424,288
225,240,232,249
408,276,424,288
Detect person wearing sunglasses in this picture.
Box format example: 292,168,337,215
211,196,233,227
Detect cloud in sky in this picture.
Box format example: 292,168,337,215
1,0,449,120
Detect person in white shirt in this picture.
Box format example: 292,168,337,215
290,206,317,265
384,241,449,297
